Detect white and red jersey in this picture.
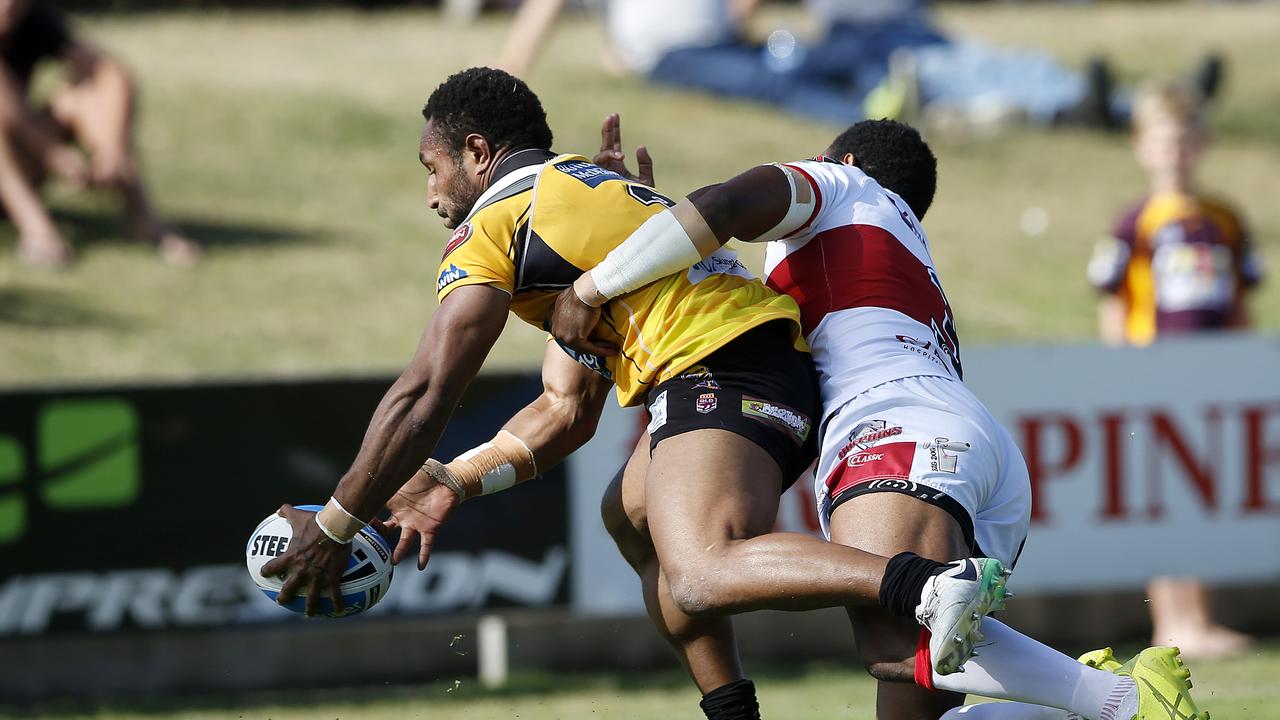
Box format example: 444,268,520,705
764,158,963,416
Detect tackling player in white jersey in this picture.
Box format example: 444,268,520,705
550,119,1207,720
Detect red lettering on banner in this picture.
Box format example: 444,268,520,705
1146,409,1220,518
1100,412,1127,520
1018,414,1083,523
1243,404,1280,514
826,441,916,498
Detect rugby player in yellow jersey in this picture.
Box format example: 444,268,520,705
261,68,1008,719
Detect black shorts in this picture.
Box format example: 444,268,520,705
645,320,820,487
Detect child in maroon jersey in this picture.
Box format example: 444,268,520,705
1088,81,1263,347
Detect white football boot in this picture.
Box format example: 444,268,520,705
915,557,1011,675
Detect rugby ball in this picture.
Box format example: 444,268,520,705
246,504,393,618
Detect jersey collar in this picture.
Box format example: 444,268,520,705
463,148,556,223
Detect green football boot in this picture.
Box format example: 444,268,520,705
1078,646,1123,672
1122,647,1209,720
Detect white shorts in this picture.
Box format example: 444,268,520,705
814,375,1031,568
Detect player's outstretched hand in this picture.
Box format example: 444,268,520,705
384,464,460,571
595,113,654,187
261,504,351,617
550,285,618,357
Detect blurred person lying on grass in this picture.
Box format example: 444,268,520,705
0,0,199,267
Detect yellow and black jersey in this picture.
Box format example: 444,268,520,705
436,150,804,406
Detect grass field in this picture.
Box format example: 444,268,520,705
0,2,1277,386
9,642,1280,719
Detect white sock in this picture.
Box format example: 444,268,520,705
940,702,1073,720
930,619,1139,720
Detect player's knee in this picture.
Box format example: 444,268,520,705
663,553,735,617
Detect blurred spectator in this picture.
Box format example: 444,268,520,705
0,0,199,267
1088,81,1263,347
1087,81,1262,660
495,0,1139,130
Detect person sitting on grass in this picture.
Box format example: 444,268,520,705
0,0,199,267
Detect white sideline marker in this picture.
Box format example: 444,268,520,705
478,614,509,689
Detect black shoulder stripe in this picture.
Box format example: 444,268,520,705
471,176,536,219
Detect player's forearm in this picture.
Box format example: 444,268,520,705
334,376,458,521
574,165,799,306
500,387,605,472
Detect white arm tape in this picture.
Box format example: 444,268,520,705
751,164,817,243
589,208,704,301
456,442,518,495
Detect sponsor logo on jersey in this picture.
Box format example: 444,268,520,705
929,437,969,474
896,334,931,350
555,160,625,188
824,440,916,499
741,397,811,443
696,393,718,414
647,391,668,434
688,249,755,284
442,223,472,259
437,264,469,292
553,339,614,381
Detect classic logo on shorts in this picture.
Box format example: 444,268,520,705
929,437,969,473
825,440,916,499
437,263,469,292
696,393,718,414
740,397,811,444
442,223,472,259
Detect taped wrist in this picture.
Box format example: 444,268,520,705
315,496,365,544
588,200,720,302
425,430,539,501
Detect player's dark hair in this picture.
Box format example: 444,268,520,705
826,120,937,219
423,67,554,157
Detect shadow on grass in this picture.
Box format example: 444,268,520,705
0,286,133,329
0,661,846,719
50,205,316,250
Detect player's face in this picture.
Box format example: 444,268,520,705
419,121,484,230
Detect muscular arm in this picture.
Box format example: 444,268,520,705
501,341,613,469
383,339,611,569
335,284,510,520
569,164,801,307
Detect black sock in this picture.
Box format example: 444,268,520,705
700,678,761,720
879,551,949,617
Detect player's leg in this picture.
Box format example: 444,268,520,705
831,492,968,720
819,379,1151,720
602,433,746,691
643,325,1004,672
645,428,981,619
48,67,200,265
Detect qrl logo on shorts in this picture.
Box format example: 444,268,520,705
696,393,717,414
